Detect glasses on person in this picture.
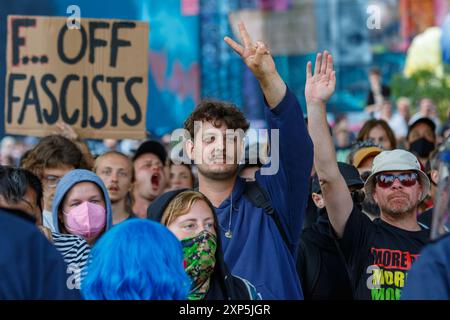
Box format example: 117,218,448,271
360,171,371,182
43,175,62,188
375,172,419,188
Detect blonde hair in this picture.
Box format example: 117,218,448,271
161,191,214,226
93,151,134,182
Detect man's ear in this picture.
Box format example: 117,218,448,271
372,189,379,205
431,170,439,185
186,139,194,161
311,193,325,209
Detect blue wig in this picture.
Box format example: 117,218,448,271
81,219,190,300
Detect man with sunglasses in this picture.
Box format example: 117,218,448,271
305,51,430,300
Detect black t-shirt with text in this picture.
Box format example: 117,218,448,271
337,207,429,300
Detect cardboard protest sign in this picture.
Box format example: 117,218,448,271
5,15,148,139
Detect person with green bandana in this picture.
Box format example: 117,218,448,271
147,189,261,300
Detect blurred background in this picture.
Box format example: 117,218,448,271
0,0,449,158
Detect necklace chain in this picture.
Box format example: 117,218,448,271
221,193,233,239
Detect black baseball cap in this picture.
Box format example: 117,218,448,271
311,162,364,194
407,117,436,139
132,140,168,164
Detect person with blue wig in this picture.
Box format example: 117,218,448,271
81,219,190,300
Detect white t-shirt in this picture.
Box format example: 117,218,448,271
42,209,56,232
388,113,408,139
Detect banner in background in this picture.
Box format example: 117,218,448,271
5,15,148,139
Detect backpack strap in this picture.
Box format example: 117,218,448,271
243,181,290,248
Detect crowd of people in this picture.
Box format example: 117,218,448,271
1,22,450,300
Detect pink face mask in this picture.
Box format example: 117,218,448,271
63,201,106,240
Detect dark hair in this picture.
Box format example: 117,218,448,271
184,99,250,138
357,119,397,149
169,161,195,187
21,135,91,179
0,166,43,212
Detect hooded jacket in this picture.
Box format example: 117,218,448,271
52,169,113,235
147,189,260,300
211,87,312,299
0,208,81,299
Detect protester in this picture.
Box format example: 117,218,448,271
0,209,81,300
169,162,195,190
305,51,430,300
132,140,168,218
181,22,313,299
52,169,113,245
379,100,408,142
94,151,134,224
357,119,396,150
21,135,91,231
298,162,364,300
148,189,261,300
406,117,437,166
401,234,450,300
0,166,43,226
348,141,383,180
81,219,190,300
396,97,411,124
333,115,355,162
410,98,441,132
347,141,383,219
0,166,92,290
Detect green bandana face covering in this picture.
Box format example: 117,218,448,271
181,230,217,300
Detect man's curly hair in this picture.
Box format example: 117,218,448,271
184,99,250,138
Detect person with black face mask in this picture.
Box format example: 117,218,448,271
407,117,437,165
297,162,364,300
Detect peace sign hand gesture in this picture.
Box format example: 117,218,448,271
224,22,276,81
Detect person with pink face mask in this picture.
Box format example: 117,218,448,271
51,169,113,246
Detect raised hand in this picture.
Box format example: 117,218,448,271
224,22,276,81
55,122,79,141
305,51,336,106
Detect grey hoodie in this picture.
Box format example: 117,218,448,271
51,169,113,234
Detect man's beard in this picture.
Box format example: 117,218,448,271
197,163,238,181
378,193,420,219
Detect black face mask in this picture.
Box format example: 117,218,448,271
410,138,435,158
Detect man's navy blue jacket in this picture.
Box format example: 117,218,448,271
0,208,81,300
215,87,313,299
